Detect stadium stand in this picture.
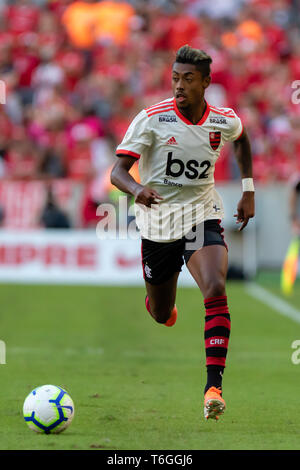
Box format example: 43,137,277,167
0,0,299,228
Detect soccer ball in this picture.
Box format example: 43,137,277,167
23,384,75,434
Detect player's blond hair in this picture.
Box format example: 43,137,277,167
175,45,212,77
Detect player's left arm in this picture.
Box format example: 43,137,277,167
233,128,255,231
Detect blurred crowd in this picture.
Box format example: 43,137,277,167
0,0,300,226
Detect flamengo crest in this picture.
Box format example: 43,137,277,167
209,131,221,150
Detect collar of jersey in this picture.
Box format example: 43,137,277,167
173,98,210,126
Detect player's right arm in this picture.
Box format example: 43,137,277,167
110,109,163,207
110,156,163,207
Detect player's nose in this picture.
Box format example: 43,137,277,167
175,77,185,90
176,87,186,98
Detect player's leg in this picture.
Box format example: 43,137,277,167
186,243,229,419
186,244,228,298
184,218,230,418
145,272,179,325
141,237,184,326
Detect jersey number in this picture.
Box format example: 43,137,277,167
166,152,211,180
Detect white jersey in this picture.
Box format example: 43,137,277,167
116,97,243,242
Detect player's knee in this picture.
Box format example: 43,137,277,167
205,278,226,298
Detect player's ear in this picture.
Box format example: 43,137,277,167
203,74,211,89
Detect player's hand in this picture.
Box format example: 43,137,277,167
134,185,164,208
234,192,255,231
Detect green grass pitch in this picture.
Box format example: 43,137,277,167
0,275,299,450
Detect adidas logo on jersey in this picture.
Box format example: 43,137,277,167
166,137,178,145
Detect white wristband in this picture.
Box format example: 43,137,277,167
242,178,255,192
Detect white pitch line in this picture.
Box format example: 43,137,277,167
245,282,300,325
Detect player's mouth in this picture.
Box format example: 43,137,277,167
176,93,187,104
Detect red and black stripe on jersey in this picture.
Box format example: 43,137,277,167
145,100,175,117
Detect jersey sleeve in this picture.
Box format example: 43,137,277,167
116,110,152,159
223,109,243,142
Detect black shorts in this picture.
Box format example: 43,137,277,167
141,219,227,285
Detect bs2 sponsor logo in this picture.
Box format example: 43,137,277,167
166,152,211,180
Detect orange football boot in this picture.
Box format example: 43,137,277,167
164,305,178,327
145,296,178,326
204,387,226,420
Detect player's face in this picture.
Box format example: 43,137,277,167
172,63,210,108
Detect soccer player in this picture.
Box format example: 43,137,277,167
110,45,255,420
